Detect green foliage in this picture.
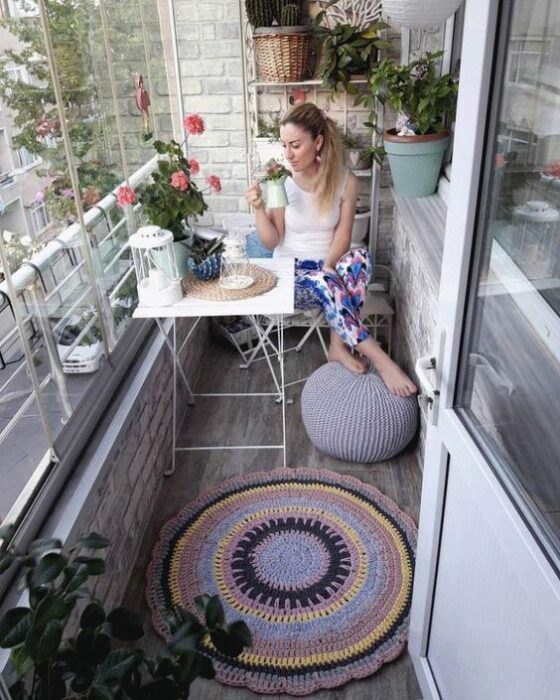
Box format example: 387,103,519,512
189,236,224,265
245,0,274,28
0,531,251,699
0,0,120,230
312,13,390,95
257,114,281,140
136,140,208,242
368,51,459,135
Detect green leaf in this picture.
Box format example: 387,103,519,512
210,628,244,657
70,668,94,693
106,607,144,641
169,629,200,656
73,556,106,576
0,553,14,574
136,678,180,700
72,533,111,551
9,645,33,678
90,683,116,700
28,537,62,554
96,649,142,684
196,654,216,680
0,608,31,648
194,594,211,614
34,596,69,628
27,618,63,664
227,620,252,648
81,601,106,629
65,563,90,593
0,523,16,542
30,552,66,588
204,595,225,629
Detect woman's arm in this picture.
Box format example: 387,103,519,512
245,181,285,250
323,172,358,271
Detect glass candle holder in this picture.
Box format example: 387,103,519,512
219,229,254,290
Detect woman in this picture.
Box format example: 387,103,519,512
245,103,416,397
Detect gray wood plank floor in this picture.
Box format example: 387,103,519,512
124,326,424,700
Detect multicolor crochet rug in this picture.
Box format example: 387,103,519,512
147,468,417,696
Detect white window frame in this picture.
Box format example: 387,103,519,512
29,199,49,234
14,145,40,171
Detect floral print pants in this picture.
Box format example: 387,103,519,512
294,248,372,348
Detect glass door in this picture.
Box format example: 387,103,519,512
409,1,560,697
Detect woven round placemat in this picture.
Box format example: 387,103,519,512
182,264,277,301
147,467,417,696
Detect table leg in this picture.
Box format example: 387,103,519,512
245,315,282,400
155,318,195,405
279,314,288,468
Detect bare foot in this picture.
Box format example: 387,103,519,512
374,355,418,397
328,337,367,374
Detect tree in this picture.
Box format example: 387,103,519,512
0,0,120,229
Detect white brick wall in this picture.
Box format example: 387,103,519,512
175,0,247,225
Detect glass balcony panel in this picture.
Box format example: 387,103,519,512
456,0,560,562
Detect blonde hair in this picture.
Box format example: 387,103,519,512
281,103,343,212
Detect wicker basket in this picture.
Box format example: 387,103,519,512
253,28,312,82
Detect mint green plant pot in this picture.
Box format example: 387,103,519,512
151,236,191,278
384,130,449,198
265,176,289,208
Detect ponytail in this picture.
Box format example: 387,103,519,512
281,103,344,212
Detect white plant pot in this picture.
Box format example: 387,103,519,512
351,209,370,247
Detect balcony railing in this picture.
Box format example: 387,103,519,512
0,155,158,525
0,171,16,190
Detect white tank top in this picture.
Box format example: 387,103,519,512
273,170,348,261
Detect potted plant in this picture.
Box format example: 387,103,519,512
245,0,312,82
187,235,225,281
368,51,459,198
118,114,222,275
0,527,251,699
338,127,373,170
255,114,284,166
312,11,389,96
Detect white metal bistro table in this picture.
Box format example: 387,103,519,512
133,258,295,474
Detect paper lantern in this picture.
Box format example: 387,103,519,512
382,0,463,28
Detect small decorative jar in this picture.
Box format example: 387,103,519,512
219,230,254,290
129,225,183,307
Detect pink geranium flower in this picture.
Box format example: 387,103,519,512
206,175,221,193
188,158,200,175
544,161,560,178
116,185,137,206
171,171,190,191
183,113,205,136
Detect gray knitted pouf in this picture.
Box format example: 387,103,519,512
301,362,418,462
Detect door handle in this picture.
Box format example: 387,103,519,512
415,353,442,426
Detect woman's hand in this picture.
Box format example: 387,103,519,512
322,264,338,276
245,181,265,210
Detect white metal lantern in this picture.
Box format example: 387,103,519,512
129,225,183,307
382,0,463,28
219,229,254,290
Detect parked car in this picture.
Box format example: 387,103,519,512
54,315,104,374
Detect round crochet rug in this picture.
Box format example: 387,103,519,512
146,468,417,696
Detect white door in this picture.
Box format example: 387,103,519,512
409,1,560,698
